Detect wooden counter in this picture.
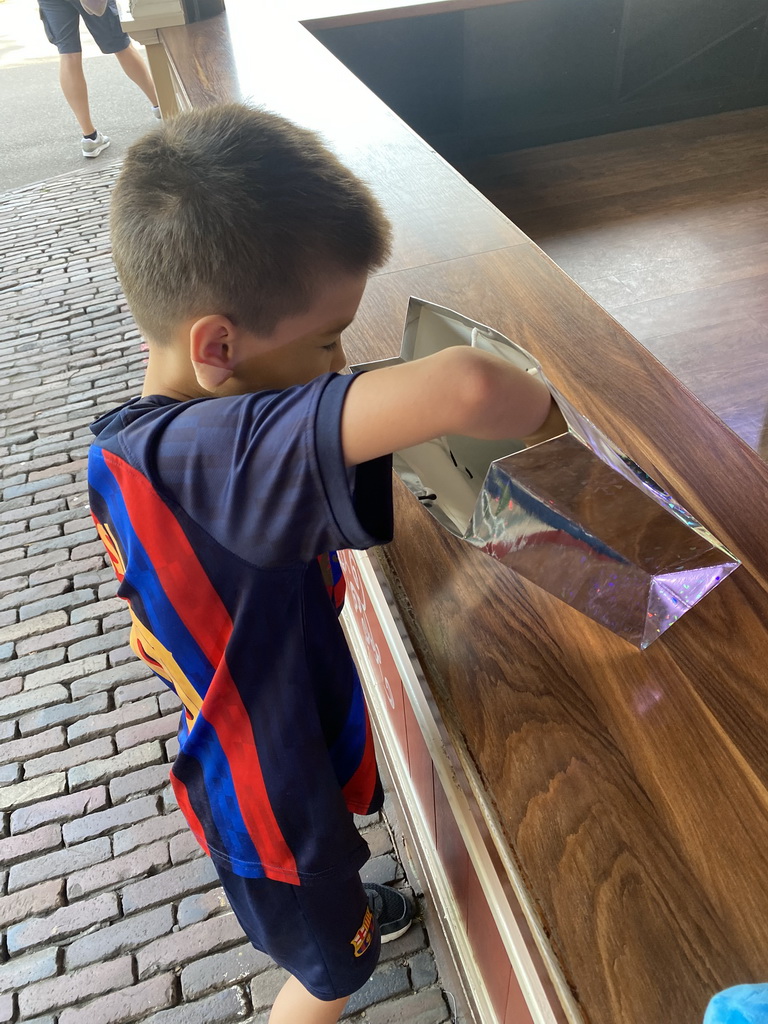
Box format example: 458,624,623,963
147,5,768,1023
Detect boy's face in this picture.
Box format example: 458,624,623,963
225,271,368,393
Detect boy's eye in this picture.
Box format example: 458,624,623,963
321,341,339,353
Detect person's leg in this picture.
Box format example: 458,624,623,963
38,0,95,134
114,43,158,106
269,977,347,1024
58,50,95,136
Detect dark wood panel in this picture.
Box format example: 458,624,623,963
620,0,768,98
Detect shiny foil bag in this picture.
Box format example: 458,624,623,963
352,298,739,648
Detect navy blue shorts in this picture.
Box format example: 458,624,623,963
216,865,381,1001
38,0,130,55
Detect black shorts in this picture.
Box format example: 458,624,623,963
38,0,130,55
216,864,381,1001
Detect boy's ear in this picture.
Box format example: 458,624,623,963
189,315,237,391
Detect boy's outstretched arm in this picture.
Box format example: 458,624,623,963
340,346,564,467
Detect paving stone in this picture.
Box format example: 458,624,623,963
137,911,243,978
67,739,163,790
250,967,290,1011
20,692,110,735
123,855,219,916
69,597,124,624
158,689,182,714
109,763,170,803
0,610,67,645
66,903,174,970
361,853,400,886
161,784,179,812
68,696,157,746
169,830,203,865
0,878,64,929
0,682,68,718
7,890,119,954
19,590,93,622
343,961,411,1017
18,956,134,1018
66,626,131,661
58,973,176,1024
110,642,141,666
364,824,394,860
8,836,111,892
22,653,106,690
112,808,187,856
70,660,150,700
62,794,158,844
409,949,439,989
116,711,179,752
24,735,113,779
10,785,108,834
67,838,169,901
113,674,167,706
0,763,20,784
139,987,248,1024
0,946,59,993
0,772,66,813
15,619,99,658
0,726,66,766
0,824,61,865
181,942,272,1000
0,676,21,698
176,886,230,928
347,987,450,1024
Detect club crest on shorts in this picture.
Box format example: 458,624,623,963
350,906,374,957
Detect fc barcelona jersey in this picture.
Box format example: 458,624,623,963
87,373,393,883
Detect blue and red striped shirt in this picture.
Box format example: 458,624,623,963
88,373,393,883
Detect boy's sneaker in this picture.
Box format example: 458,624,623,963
364,882,414,943
82,131,110,159
151,105,162,119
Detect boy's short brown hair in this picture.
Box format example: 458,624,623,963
110,103,392,344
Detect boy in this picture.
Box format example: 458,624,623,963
88,103,559,1024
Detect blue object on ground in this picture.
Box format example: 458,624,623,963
704,985,768,1024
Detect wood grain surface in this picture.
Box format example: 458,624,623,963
158,8,768,1024
462,108,768,460
381,474,768,1024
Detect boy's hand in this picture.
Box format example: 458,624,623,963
340,347,557,467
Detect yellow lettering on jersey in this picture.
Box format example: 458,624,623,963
129,611,204,722
96,521,126,581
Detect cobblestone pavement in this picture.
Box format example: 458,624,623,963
0,165,451,1024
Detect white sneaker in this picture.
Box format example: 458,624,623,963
151,105,162,119
82,131,111,158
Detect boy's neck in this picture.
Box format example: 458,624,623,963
141,345,208,403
